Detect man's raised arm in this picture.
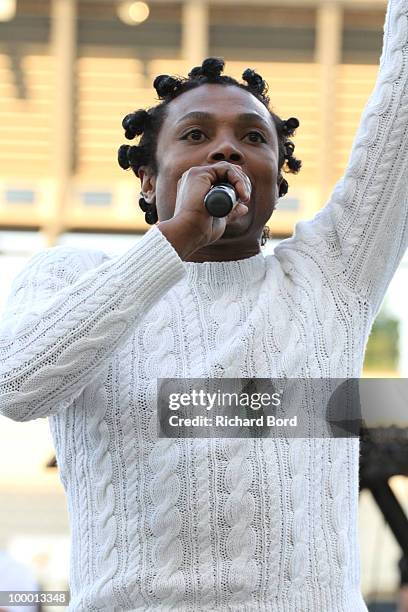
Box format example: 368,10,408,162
275,0,408,319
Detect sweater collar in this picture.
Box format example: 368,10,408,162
183,251,266,286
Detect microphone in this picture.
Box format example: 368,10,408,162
204,183,238,218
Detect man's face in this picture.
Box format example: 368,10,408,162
139,84,280,243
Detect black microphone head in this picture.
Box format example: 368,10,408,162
204,183,236,218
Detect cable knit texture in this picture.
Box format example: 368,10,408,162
1,1,408,609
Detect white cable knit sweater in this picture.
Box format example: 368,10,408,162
1,1,408,610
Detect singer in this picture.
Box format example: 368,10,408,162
0,1,407,610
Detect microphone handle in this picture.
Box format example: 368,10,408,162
204,183,238,218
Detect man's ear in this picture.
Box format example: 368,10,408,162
138,166,156,204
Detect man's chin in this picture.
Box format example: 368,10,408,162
220,218,251,240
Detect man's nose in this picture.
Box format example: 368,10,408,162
208,142,243,163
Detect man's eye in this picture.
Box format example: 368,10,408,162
181,129,267,143
182,129,205,141
247,131,267,143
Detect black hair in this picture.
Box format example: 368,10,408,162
118,57,302,243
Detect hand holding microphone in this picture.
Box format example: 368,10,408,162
157,161,251,260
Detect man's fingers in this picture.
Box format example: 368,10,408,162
227,202,248,222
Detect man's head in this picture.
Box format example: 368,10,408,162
118,57,301,247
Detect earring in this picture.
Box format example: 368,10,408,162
261,226,271,246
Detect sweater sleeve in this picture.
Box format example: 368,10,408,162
0,225,186,422
274,0,408,318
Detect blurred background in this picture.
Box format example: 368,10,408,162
0,0,407,610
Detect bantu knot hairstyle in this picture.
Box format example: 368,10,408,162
118,57,302,229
